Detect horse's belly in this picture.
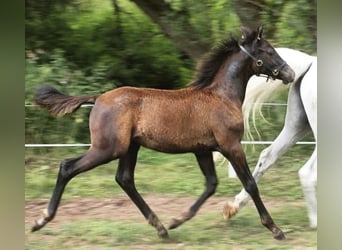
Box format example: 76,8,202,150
133,128,217,154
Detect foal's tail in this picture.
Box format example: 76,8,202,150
35,85,98,116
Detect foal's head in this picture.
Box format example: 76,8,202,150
239,26,295,84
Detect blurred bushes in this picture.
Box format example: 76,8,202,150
274,0,317,54
25,0,316,147
26,0,192,92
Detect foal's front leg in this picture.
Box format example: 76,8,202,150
221,143,285,240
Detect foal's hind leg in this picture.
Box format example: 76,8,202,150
169,152,218,229
221,143,285,240
31,147,114,232
115,143,169,238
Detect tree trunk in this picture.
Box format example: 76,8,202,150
130,0,211,60
233,0,277,39
232,0,264,28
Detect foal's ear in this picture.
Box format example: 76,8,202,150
240,26,254,43
256,25,263,41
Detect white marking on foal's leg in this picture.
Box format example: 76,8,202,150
42,208,49,217
36,217,46,227
32,208,50,230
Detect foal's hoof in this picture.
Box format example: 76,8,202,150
31,223,41,232
31,219,45,232
273,230,286,240
223,202,238,221
169,211,194,230
31,209,50,232
158,228,169,239
168,218,182,230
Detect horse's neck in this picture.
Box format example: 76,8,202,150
209,55,254,105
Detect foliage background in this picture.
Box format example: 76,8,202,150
25,0,316,145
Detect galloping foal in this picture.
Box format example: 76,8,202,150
32,26,294,240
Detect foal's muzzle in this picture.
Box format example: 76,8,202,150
278,64,295,84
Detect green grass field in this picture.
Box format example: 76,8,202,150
25,145,317,249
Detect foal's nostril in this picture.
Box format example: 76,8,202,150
289,69,295,82
283,65,295,82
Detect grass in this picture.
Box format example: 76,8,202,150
25,145,313,200
25,144,316,249
25,206,317,249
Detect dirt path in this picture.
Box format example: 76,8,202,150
26,195,228,229
25,194,295,231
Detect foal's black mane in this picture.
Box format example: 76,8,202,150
191,36,239,89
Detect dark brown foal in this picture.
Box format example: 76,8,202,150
32,26,294,240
